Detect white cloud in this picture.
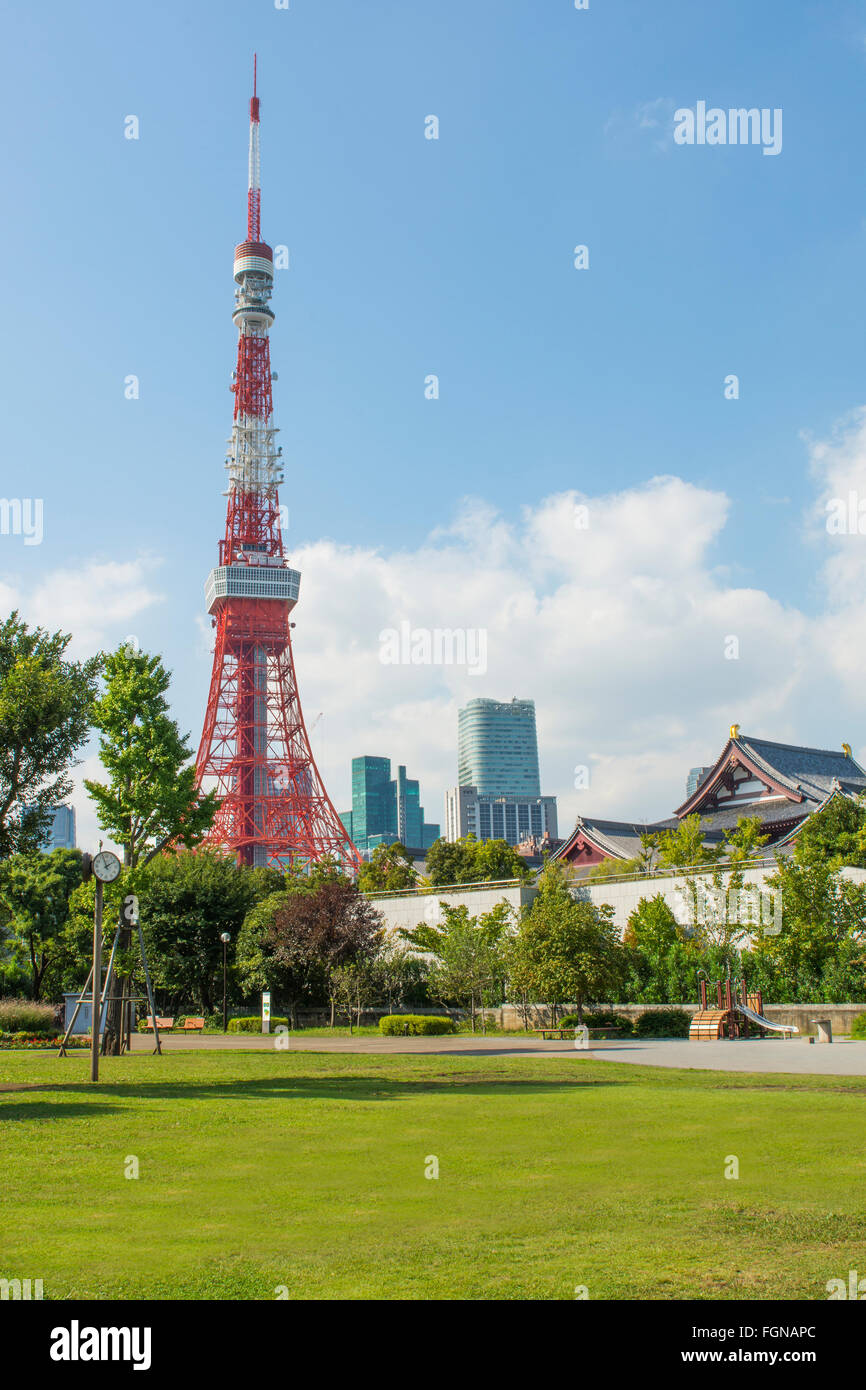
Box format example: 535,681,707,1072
21,411,866,854
285,469,831,836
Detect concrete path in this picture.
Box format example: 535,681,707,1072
129,1032,866,1075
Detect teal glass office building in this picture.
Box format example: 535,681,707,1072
458,698,541,797
340,757,439,855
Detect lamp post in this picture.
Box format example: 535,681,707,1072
220,932,231,1033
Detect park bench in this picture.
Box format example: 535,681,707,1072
144,1017,174,1031
532,1026,622,1041
181,1017,205,1032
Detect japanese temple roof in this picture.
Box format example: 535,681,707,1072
555,732,866,865
675,732,866,819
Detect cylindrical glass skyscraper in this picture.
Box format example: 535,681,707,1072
457,698,541,797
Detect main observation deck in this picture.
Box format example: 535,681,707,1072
205,563,301,614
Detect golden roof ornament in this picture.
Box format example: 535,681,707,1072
842,742,852,758
729,724,740,740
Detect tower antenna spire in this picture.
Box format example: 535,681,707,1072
247,54,261,241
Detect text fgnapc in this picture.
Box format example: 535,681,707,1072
49,1321,152,1372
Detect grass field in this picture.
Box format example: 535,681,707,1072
1,1048,865,1300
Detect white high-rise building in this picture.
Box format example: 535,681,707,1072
444,785,557,847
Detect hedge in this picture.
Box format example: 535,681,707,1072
850,1013,866,1040
0,998,56,1034
379,1014,456,1036
227,1015,290,1034
633,1008,692,1038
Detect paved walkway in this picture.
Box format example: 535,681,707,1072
129,1032,866,1075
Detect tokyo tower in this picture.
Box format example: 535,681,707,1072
196,61,360,872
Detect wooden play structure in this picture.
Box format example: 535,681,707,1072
689,973,798,1041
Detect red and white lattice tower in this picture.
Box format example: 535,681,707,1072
196,61,360,871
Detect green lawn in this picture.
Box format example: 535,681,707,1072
1,1048,865,1300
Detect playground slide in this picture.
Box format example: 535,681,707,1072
734,1002,799,1035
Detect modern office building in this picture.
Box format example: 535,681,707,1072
340,756,439,856
447,697,557,845
686,765,712,798
444,785,558,847
458,698,541,797
42,804,76,852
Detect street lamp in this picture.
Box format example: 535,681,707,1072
220,932,231,1033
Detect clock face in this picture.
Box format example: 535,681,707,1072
92,850,122,883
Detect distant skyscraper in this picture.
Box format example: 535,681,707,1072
445,786,557,847
42,804,76,852
340,757,439,855
448,697,556,845
458,698,540,797
686,766,712,798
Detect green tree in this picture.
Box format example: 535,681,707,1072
424,835,531,887
251,878,384,1026
358,841,417,892
793,794,866,869
507,860,623,1023
0,848,83,998
135,850,282,1013
401,900,513,1032
746,857,866,1002
84,646,218,868
0,611,100,858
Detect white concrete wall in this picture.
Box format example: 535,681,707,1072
576,864,866,932
368,881,536,936
367,866,866,938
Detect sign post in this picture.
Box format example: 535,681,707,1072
262,991,271,1035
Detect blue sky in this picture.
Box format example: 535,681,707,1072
4,0,866,847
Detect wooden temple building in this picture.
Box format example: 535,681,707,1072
551,727,866,874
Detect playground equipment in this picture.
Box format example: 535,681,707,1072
689,973,799,1041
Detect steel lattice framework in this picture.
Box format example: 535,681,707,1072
196,61,360,871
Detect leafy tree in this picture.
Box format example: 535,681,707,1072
0,611,101,858
401,900,513,1032
135,850,283,1013
84,646,218,868
254,878,384,1026
656,814,721,873
425,835,531,887
358,841,417,892
793,794,866,869
372,941,430,1013
745,857,866,1002
331,959,379,1033
622,894,683,952
507,859,623,1023
0,848,83,998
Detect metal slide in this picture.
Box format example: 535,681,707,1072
734,1003,799,1035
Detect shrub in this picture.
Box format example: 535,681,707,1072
379,1014,456,1036
850,1013,866,1040
226,1015,289,1034
633,1008,692,1038
0,998,56,1034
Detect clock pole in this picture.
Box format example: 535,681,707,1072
90,879,103,1083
